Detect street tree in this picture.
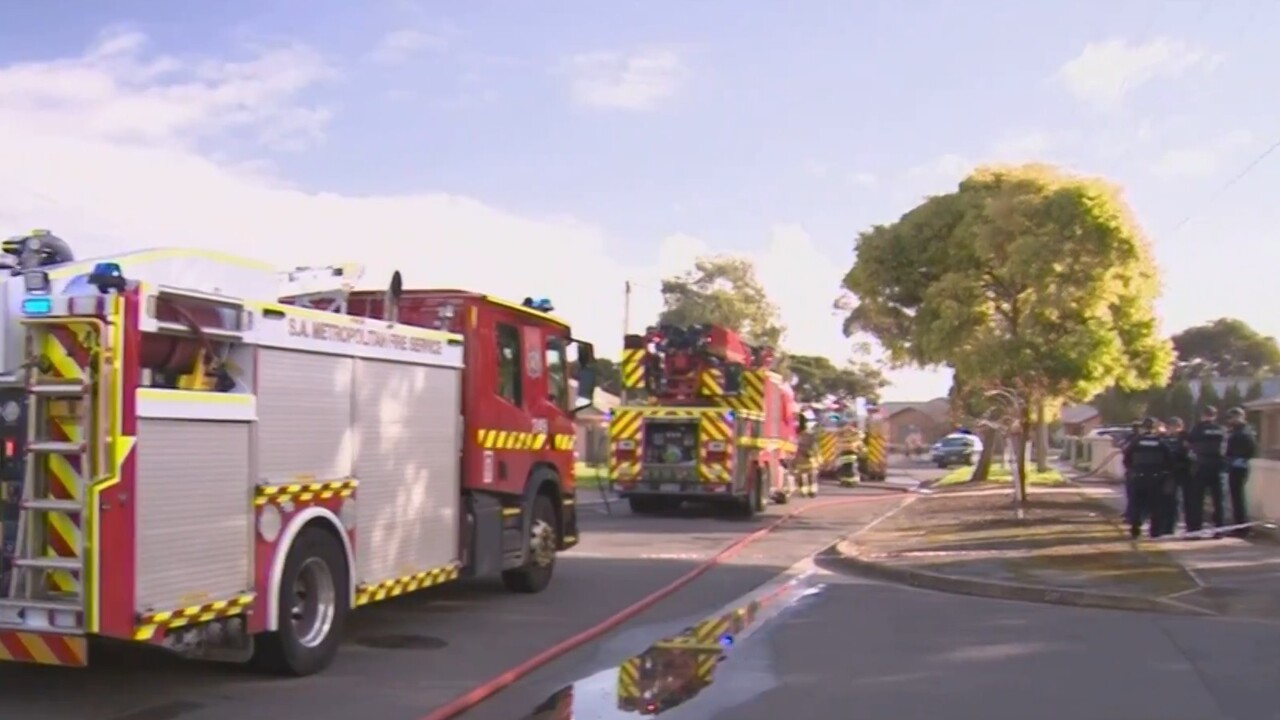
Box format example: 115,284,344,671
1221,383,1245,413
841,163,1173,496
1167,381,1196,425
1171,318,1280,379
789,354,887,404
1246,379,1265,402
658,255,785,348
1197,381,1222,415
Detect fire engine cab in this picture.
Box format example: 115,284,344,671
608,323,797,517
0,230,597,676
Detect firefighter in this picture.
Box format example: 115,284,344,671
1186,405,1227,536
1224,407,1258,537
1158,417,1191,537
1121,417,1171,539
793,412,818,498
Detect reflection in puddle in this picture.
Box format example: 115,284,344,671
524,573,825,719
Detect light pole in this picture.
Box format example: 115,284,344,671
984,387,1026,508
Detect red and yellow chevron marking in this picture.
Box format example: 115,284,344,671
355,562,461,606
616,656,641,700
0,630,88,667
722,370,764,412
816,430,838,469
697,368,722,397
697,412,733,483
134,593,256,641
608,409,644,480
35,325,95,596
620,348,646,390
863,428,886,469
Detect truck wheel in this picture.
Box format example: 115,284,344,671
252,527,349,676
751,466,767,513
502,493,557,594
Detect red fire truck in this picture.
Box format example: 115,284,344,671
0,231,597,676
608,324,797,517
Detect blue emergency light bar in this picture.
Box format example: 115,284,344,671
21,296,52,315
522,297,555,313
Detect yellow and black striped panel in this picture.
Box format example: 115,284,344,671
254,479,358,507
697,412,734,483
475,428,562,451
133,594,256,641
355,562,461,607
698,368,723,397
863,429,887,470
722,370,764,412
617,656,641,700
817,431,838,468
620,348,646,390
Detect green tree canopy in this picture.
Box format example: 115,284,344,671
1221,382,1245,413
1246,379,1265,402
1171,318,1280,379
1197,380,1223,416
788,354,887,403
842,163,1172,403
1167,381,1195,425
841,163,1174,488
658,255,785,348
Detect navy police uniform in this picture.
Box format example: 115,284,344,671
1224,409,1258,533
1186,413,1226,533
1157,425,1190,537
1121,421,1171,539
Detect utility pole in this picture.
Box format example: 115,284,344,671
621,280,631,405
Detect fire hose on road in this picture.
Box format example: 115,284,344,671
418,492,905,720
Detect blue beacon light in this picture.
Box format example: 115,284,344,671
21,296,52,315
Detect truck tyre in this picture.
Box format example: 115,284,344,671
252,527,349,677
502,493,557,594
751,466,767,514
734,467,762,519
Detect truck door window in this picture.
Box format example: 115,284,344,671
546,337,569,411
496,322,522,406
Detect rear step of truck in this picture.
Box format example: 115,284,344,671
0,319,109,662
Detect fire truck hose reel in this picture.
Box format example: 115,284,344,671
418,493,899,720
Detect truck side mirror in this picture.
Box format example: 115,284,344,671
572,366,597,415
576,340,595,367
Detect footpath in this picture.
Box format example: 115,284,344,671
828,471,1280,621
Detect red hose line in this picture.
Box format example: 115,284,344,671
419,493,899,720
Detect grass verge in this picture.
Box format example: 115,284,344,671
936,464,1067,487
574,462,609,488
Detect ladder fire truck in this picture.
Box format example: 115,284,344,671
608,324,797,517
0,230,597,676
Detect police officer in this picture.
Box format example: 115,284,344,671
1186,405,1227,536
1224,407,1258,537
1159,417,1192,537
1122,417,1171,538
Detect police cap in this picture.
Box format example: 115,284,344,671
1226,406,1245,419
1202,405,1218,418
1140,416,1157,431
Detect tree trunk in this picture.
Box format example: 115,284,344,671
1014,407,1031,503
971,425,997,482
1035,401,1050,473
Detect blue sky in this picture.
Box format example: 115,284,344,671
0,0,1276,401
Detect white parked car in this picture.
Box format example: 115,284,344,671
930,432,984,468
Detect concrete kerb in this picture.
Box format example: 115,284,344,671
819,482,1217,616
819,541,1215,616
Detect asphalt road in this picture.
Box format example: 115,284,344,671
0,465,933,720
697,575,1280,720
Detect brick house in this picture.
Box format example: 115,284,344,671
1245,393,1280,461
1060,404,1102,436
881,398,952,449
568,382,620,464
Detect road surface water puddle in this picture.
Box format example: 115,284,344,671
521,571,824,718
